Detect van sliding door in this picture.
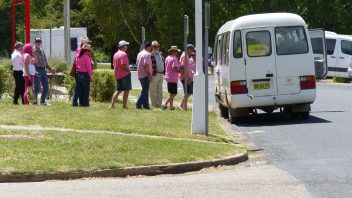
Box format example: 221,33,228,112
243,28,277,98
309,29,328,79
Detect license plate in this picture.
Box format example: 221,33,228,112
254,82,270,90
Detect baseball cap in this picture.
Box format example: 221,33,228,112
144,42,152,49
35,37,42,42
152,40,160,47
118,40,130,48
187,44,195,49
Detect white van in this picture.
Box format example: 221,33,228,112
214,13,327,123
325,31,352,78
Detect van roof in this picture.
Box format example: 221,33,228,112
325,31,352,40
217,13,307,35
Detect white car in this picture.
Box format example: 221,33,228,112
348,64,352,78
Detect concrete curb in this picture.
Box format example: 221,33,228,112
0,152,248,183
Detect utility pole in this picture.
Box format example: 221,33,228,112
183,15,189,110
204,2,210,135
192,0,207,135
141,27,145,50
64,0,71,65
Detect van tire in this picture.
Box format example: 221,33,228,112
290,112,300,120
229,108,249,124
219,103,229,118
300,112,310,120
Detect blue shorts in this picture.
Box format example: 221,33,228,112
116,73,132,91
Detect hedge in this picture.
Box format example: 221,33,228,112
64,69,115,103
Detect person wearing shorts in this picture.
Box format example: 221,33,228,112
110,40,131,109
163,46,181,110
179,44,195,110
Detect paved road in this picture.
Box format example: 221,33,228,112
1,82,351,197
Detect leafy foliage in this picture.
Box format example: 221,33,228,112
90,69,115,103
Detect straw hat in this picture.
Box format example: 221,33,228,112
82,43,92,51
168,46,181,52
80,36,92,44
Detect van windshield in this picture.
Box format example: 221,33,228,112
275,26,309,55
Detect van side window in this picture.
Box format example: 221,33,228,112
341,40,352,55
221,33,228,65
246,31,272,57
275,26,308,55
233,30,243,58
326,39,336,55
216,36,222,65
225,33,230,65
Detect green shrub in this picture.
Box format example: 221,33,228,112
93,49,110,63
333,77,351,83
90,69,115,102
63,75,76,100
0,65,14,97
0,57,12,67
48,58,69,73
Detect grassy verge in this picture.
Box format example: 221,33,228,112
0,129,243,175
0,100,230,143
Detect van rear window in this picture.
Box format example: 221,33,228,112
246,31,272,57
275,26,308,55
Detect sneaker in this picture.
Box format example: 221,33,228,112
40,102,51,106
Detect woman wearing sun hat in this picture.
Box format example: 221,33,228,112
72,43,93,107
162,46,181,110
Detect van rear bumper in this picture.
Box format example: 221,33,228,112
229,90,316,109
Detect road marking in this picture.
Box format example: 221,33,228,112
247,130,265,135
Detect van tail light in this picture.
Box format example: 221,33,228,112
300,75,316,90
231,80,248,94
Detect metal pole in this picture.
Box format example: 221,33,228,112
184,15,189,110
25,0,30,43
141,27,145,50
192,0,207,135
64,0,71,65
204,2,210,135
11,0,15,49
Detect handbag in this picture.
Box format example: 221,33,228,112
69,62,77,77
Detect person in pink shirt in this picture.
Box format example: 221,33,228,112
162,46,181,110
136,42,153,109
179,44,195,110
110,40,131,109
22,44,37,105
72,44,93,107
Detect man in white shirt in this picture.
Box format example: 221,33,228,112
149,40,165,108
11,42,24,105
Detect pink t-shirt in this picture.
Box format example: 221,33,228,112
136,50,153,79
179,52,193,81
113,50,129,80
76,53,93,80
164,55,179,83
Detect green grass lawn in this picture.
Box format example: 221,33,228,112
0,129,243,175
0,100,231,143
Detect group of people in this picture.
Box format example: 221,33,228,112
11,38,56,105
111,40,196,110
11,37,196,110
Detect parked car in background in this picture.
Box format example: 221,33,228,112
325,31,352,78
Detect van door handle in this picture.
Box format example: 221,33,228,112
339,57,345,59
331,56,336,58
266,73,274,77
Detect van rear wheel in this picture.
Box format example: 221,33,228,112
300,112,310,120
229,108,249,124
219,103,229,118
